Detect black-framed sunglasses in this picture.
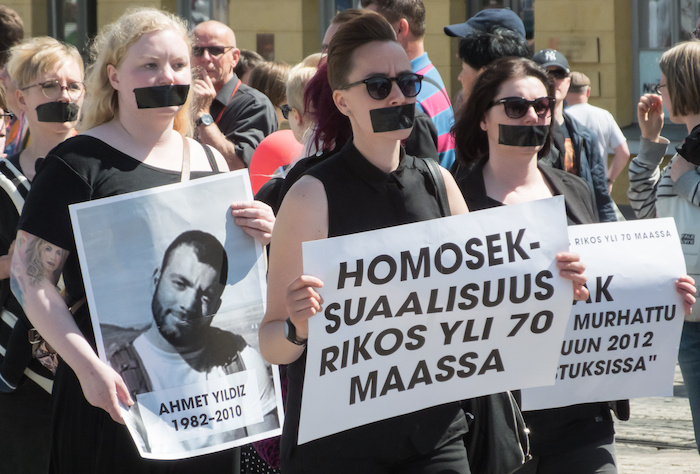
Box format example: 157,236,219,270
489,96,555,119
653,83,667,95
21,80,84,101
280,104,292,120
1,112,13,128
547,69,569,80
192,46,234,57
339,73,423,100
693,28,700,39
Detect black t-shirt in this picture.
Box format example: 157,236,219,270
18,135,218,337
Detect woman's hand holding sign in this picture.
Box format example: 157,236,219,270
556,252,589,301
285,275,324,341
676,275,696,315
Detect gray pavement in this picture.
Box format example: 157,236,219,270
615,365,700,473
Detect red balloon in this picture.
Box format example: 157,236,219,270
249,130,304,194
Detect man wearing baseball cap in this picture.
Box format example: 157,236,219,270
566,71,630,194
444,7,526,39
534,48,617,222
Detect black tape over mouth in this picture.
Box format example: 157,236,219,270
36,102,80,123
133,84,190,109
498,124,549,147
370,104,415,132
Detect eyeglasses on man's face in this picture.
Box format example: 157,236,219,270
192,46,234,58
21,80,84,101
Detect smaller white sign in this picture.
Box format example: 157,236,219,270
522,218,686,410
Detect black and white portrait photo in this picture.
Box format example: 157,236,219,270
70,171,282,459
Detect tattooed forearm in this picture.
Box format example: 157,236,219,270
10,231,68,306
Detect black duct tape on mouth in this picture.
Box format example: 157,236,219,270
370,104,415,133
498,124,549,147
36,102,80,123
134,84,190,109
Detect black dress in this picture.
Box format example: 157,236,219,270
280,141,469,473
17,135,244,473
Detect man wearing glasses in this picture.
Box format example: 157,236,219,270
534,48,617,223
191,21,277,171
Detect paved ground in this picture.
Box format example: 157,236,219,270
615,365,700,473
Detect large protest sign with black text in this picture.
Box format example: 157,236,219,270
298,197,573,443
522,218,686,410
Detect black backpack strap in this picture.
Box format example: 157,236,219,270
202,144,219,172
423,158,450,217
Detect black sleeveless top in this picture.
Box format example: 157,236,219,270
281,141,468,463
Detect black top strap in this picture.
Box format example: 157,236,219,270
423,158,450,217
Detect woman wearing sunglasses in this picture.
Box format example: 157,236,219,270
0,36,83,471
451,57,695,473
259,12,473,473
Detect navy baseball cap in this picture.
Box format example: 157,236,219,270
532,49,570,73
444,8,526,39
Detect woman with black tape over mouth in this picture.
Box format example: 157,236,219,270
259,11,471,474
0,36,83,472
451,57,696,474
8,7,276,473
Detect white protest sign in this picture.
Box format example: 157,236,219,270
522,218,686,410
299,197,573,444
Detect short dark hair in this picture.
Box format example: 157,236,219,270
0,6,24,67
326,10,396,91
360,0,426,38
162,230,229,286
452,57,555,165
234,49,265,79
458,27,531,70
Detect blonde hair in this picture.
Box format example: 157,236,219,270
79,8,193,135
286,64,316,114
660,40,700,117
6,36,83,90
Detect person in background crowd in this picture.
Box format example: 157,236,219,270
565,71,630,194
234,49,265,85
248,61,291,129
0,6,28,156
0,87,9,154
628,40,700,455
284,64,317,151
259,12,472,473
0,33,83,474
191,20,278,170
533,48,617,223
10,8,274,472
444,7,529,108
362,0,456,168
452,55,696,474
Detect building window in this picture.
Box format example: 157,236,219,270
179,0,230,26
48,0,96,54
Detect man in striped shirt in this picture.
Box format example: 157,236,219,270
362,0,456,169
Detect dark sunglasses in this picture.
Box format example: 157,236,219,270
547,69,569,80
339,73,423,100
280,104,292,120
489,96,555,119
192,46,234,57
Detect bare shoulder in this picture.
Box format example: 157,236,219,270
440,166,469,215
276,175,328,242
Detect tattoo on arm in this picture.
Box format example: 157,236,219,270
10,230,69,306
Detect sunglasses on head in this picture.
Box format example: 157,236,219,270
490,96,555,119
192,46,234,57
339,73,423,100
